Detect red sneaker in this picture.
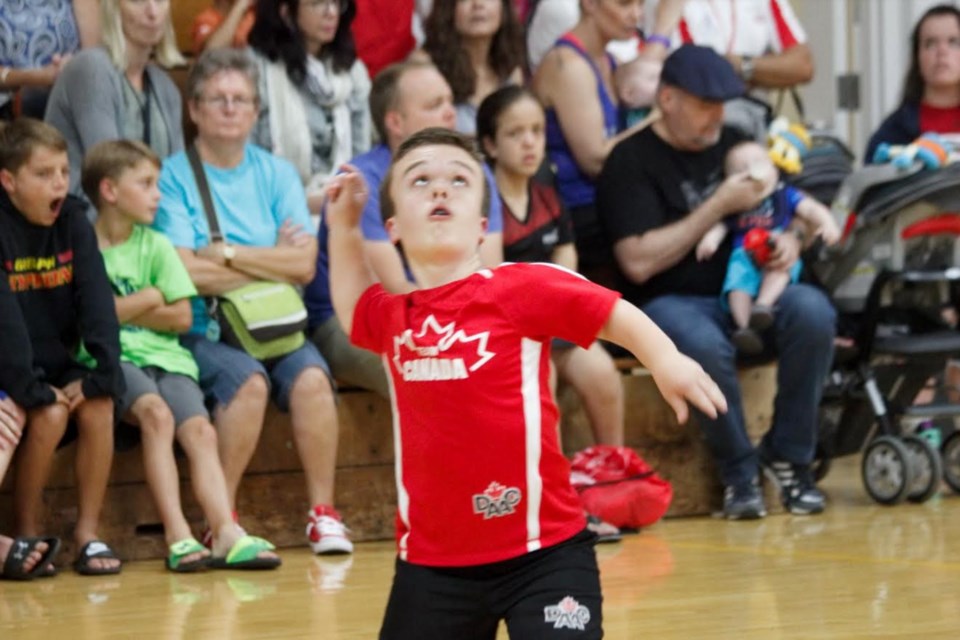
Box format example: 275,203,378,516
306,505,353,555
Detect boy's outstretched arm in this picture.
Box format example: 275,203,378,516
326,165,373,336
597,299,727,424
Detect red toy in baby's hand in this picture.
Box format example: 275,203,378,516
743,228,774,266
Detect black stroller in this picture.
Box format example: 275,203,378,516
810,161,960,505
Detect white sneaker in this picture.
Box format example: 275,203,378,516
306,506,354,555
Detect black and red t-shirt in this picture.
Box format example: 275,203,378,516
502,182,575,264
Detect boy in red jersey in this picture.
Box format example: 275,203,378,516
326,127,726,639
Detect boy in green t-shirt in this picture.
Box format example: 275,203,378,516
82,140,279,572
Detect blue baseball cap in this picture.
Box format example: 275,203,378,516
660,44,745,101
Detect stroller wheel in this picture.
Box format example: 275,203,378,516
861,436,914,505
942,430,960,493
901,435,943,503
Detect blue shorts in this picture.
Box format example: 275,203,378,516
181,335,333,412
722,247,803,300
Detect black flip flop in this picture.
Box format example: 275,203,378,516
1,536,61,581
73,540,122,576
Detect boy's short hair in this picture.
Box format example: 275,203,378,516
81,139,162,209
380,127,491,224
0,118,68,173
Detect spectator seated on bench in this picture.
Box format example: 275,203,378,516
596,45,835,521
152,48,352,555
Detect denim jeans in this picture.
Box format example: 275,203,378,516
641,284,836,487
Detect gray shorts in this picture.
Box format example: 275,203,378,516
311,315,389,398
118,362,209,429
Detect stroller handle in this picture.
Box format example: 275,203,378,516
900,213,960,239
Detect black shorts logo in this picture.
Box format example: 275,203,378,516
544,596,591,630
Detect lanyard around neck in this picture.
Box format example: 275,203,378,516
141,71,153,147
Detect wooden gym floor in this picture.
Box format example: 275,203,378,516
1,456,959,639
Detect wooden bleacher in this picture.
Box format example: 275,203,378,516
0,362,779,562
0,3,784,561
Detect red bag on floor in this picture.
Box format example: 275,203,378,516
570,445,673,529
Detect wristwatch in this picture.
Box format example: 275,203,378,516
222,243,236,266
739,55,756,83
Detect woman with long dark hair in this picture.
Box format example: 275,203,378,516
865,4,960,162
417,0,525,135
247,0,371,212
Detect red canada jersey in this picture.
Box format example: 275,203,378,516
352,263,621,566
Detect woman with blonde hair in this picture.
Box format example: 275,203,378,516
45,0,186,202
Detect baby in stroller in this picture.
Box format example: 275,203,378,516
811,159,960,504
696,141,841,355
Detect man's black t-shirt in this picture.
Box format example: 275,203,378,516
596,126,746,306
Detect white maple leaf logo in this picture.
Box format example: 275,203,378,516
392,315,495,376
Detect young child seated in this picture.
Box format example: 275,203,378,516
615,55,662,127
80,140,280,572
325,127,727,638
0,118,123,576
696,140,841,355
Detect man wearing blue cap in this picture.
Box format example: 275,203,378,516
596,44,836,520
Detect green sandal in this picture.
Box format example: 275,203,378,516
166,538,211,573
209,535,281,571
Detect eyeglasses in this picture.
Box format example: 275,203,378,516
198,94,257,110
301,0,347,14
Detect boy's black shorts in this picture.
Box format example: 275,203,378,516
379,529,602,640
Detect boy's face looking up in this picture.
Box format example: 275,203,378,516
386,143,488,260
0,145,70,227
104,159,162,225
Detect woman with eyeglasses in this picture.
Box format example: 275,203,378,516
153,47,355,557
44,0,185,207
247,0,371,214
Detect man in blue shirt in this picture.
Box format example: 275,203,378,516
305,60,504,395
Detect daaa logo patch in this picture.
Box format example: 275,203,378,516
472,481,521,519
544,596,591,630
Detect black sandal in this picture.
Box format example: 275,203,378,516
73,540,122,576
1,536,61,581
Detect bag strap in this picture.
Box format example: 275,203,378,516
187,145,223,243
774,88,806,123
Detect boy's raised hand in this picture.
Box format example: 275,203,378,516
649,352,727,425
324,165,368,229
